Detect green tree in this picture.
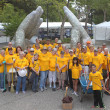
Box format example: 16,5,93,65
0,4,26,39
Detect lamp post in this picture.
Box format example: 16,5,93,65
89,9,95,36
47,3,53,38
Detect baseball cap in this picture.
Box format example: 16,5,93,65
30,48,34,52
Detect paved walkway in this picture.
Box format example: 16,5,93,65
0,86,110,110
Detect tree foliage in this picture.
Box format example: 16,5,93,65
0,4,26,39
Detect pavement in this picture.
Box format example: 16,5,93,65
0,84,110,110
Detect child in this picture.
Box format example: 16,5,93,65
30,54,40,92
87,64,105,109
70,57,82,96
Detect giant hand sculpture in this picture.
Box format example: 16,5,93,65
63,6,91,48
15,6,43,48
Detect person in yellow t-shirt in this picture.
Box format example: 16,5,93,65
57,40,63,52
44,39,53,49
89,45,94,57
86,41,91,52
15,51,29,94
57,51,67,90
5,48,17,91
64,47,70,63
29,53,40,92
0,50,5,90
91,49,103,74
49,48,58,89
68,50,76,89
5,42,16,55
53,38,58,48
34,43,41,55
76,42,81,57
70,57,82,96
32,38,43,50
39,46,49,92
78,46,91,76
87,64,105,109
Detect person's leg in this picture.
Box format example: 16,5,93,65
22,76,27,92
44,70,48,89
57,72,61,89
39,71,45,89
93,90,98,107
49,71,52,88
68,69,73,89
73,80,75,92
35,75,39,91
74,79,78,92
0,73,4,89
32,76,36,91
53,71,56,88
97,90,104,108
62,72,66,90
16,76,21,92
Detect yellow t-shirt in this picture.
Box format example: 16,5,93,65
34,49,41,55
39,53,49,71
14,57,29,71
64,53,70,63
53,43,58,48
49,55,57,71
87,47,90,52
26,53,34,64
105,55,110,71
69,55,76,69
5,47,16,55
30,60,40,75
57,57,67,72
44,44,53,49
79,52,91,65
58,46,63,52
0,55,5,73
32,44,43,50
76,48,81,56
71,64,82,79
91,55,103,73
5,54,17,72
89,71,103,90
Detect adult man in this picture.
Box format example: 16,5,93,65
5,48,17,91
0,50,5,91
86,41,91,52
44,39,53,49
79,46,91,75
91,49,103,74
5,42,16,55
53,38,58,48
57,51,67,90
34,43,41,55
57,40,63,52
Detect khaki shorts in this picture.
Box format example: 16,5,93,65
57,72,66,81
7,73,17,82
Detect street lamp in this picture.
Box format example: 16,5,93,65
89,9,96,36
47,3,53,38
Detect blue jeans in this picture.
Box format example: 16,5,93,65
32,71,39,91
16,76,26,92
0,73,4,89
40,70,48,89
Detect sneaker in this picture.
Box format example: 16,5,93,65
71,91,75,95
22,91,26,94
44,87,47,90
16,91,19,94
1,89,4,92
40,88,44,92
74,92,79,97
49,85,52,88
8,87,11,91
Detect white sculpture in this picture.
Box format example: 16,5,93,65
15,6,43,48
63,6,91,47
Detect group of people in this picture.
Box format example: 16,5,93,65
0,37,109,109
